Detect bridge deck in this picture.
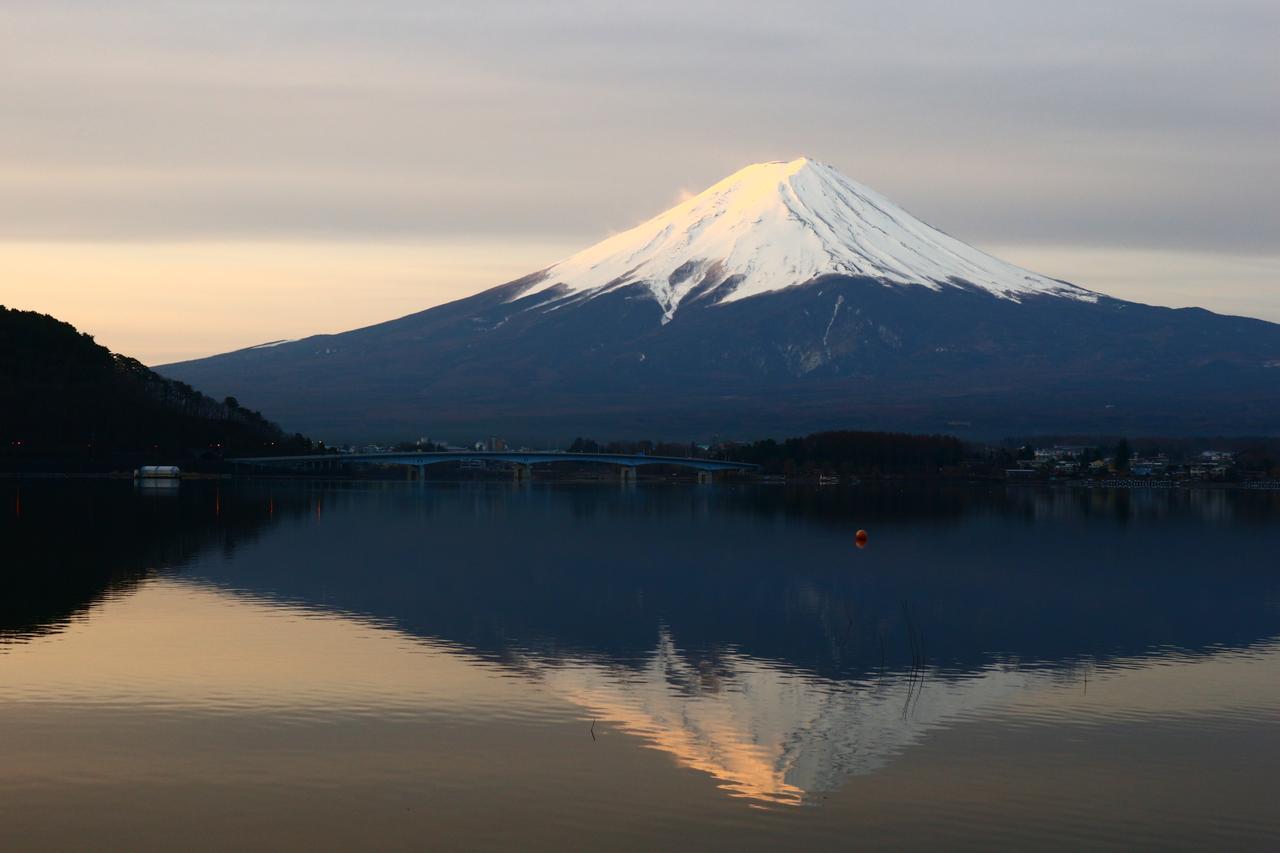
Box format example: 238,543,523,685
229,450,758,472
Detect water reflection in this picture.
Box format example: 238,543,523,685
3,479,1280,819
0,579,541,721
1,481,280,644
178,482,1280,679
534,634,1280,806
534,633,1041,805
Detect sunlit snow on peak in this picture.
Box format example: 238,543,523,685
519,157,1096,322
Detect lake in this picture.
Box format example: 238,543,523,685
3,479,1279,850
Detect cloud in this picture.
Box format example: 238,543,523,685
2,1,1276,250
2,1,1276,360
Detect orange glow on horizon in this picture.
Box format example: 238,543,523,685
0,239,578,365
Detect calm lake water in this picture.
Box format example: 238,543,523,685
3,479,1280,850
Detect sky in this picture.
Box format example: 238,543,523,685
2,0,1277,364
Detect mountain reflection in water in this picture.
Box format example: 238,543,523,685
3,480,1280,820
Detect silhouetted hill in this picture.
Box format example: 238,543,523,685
1,305,310,467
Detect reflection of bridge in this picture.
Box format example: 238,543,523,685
229,451,759,482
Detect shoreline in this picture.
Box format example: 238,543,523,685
3,471,1278,490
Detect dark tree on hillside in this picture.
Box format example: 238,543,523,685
1114,439,1132,472
734,430,964,476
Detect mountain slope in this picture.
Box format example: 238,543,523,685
0,305,310,460
158,160,1280,441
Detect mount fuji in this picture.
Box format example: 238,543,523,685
160,158,1280,441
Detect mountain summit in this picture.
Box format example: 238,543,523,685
525,158,1094,322
159,159,1280,441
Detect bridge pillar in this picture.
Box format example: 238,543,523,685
697,470,714,485
619,466,637,483
513,463,533,481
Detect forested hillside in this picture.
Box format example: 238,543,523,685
1,305,310,466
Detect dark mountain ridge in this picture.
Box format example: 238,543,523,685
1,305,310,465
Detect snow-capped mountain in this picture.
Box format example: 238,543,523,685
159,159,1280,440
526,157,1094,322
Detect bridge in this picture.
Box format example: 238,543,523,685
228,450,759,482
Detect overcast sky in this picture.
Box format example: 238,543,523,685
3,0,1277,363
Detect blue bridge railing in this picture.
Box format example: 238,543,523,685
228,450,758,474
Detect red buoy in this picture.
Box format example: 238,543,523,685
855,529,868,547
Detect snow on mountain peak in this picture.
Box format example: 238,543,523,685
520,157,1096,322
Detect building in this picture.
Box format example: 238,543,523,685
1129,454,1169,476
